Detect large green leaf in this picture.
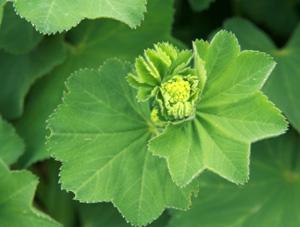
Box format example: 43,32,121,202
0,161,60,226
13,0,147,34
47,59,197,226
0,116,24,166
0,3,42,54
168,130,300,227
224,18,300,133
15,0,179,167
149,31,287,187
0,37,66,120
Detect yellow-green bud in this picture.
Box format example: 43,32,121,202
162,77,191,103
157,75,200,121
127,42,205,124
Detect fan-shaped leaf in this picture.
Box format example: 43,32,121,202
47,59,197,226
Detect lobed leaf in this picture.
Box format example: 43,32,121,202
13,0,147,34
149,31,287,187
168,130,300,227
47,60,197,226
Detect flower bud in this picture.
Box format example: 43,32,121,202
128,42,205,123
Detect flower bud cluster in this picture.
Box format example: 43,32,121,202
127,42,205,124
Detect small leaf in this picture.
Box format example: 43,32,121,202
0,116,24,166
224,17,300,133
168,130,300,227
47,60,197,226
0,37,66,120
13,0,147,34
0,161,61,226
149,31,287,187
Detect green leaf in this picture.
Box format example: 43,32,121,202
224,18,300,133
188,0,215,12
0,116,24,166
0,37,66,120
168,130,300,227
149,31,287,187
13,0,147,34
15,0,179,167
47,59,197,226
0,2,42,54
0,161,60,226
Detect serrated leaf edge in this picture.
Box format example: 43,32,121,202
45,58,199,226
12,0,148,35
